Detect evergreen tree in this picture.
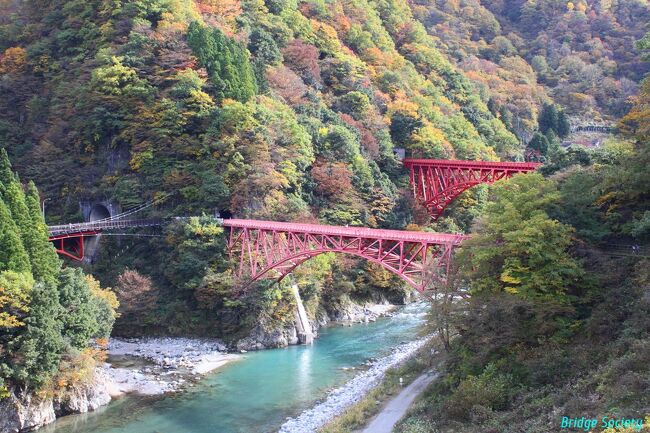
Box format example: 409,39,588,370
557,111,571,138
25,181,60,283
0,148,13,196
0,153,116,394
528,132,550,156
538,103,559,135
187,23,257,102
58,268,101,349
249,29,282,66
4,182,35,254
5,280,63,389
0,197,31,274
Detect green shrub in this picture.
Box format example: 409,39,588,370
443,364,512,421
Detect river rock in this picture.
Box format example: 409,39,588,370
0,391,55,433
235,324,299,351
0,368,117,433
54,368,112,416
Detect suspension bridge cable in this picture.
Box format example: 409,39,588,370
88,192,173,224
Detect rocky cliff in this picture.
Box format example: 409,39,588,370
0,369,111,433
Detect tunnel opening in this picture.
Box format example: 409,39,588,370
89,204,111,222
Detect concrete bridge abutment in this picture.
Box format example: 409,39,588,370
78,200,121,262
291,283,314,345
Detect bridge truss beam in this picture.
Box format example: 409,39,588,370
48,231,100,261
403,159,540,220
224,219,467,292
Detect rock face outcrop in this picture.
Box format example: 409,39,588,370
0,369,111,433
0,392,55,433
235,324,300,351
234,293,401,351
53,369,111,416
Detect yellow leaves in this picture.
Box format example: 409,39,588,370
278,160,300,189
0,271,33,329
311,20,339,45
220,98,238,107
365,262,393,288
594,190,621,208
46,347,107,396
620,79,650,140
186,216,224,237
0,310,24,328
157,12,188,34
186,89,215,113
156,0,203,30
85,275,119,317
0,47,27,75
501,270,521,285
388,99,420,118
415,124,445,142
129,148,154,171
501,269,522,295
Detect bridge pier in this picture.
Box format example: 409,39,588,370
291,283,314,345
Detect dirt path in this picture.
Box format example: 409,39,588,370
361,371,437,433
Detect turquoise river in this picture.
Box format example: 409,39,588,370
44,303,429,433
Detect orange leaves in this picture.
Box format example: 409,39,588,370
196,0,241,34
282,40,321,85
388,99,420,118
0,47,27,75
46,347,107,396
311,160,354,200
266,66,308,106
115,269,158,317
620,79,650,140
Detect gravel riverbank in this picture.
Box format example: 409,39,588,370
278,335,433,433
104,338,240,396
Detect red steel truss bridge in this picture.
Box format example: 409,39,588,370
47,159,537,291
48,217,466,292
224,219,467,292
403,159,540,220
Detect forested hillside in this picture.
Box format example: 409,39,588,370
419,0,650,132
1,0,649,430
0,0,648,352
0,0,520,337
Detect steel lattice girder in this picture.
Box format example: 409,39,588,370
224,219,467,292
48,230,100,261
403,159,540,220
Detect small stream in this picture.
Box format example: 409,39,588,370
44,303,429,433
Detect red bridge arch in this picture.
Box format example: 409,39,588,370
403,159,540,220
224,219,467,292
